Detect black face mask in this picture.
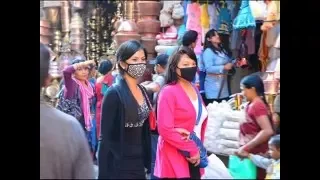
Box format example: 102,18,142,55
178,67,197,82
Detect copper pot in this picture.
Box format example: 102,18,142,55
40,20,51,28
138,1,161,17
61,6,71,32
141,37,157,54
40,35,51,45
137,18,160,37
45,7,60,28
133,1,140,22
115,20,141,47
263,71,279,95
70,0,85,10
114,19,123,32
117,20,139,33
115,33,141,47
40,26,52,36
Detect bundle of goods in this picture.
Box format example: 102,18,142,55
216,110,245,155
204,101,232,154
204,100,246,156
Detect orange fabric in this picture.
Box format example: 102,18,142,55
258,31,269,72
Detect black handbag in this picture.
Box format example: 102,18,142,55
56,88,83,120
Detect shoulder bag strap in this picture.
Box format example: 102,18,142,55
193,85,203,125
139,85,153,110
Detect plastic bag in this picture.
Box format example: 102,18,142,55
202,154,233,179
228,155,257,179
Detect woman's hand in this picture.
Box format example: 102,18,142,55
235,146,249,158
175,128,190,141
186,151,200,166
224,63,233,70
73,60,96,69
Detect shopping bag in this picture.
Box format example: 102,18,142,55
228,155,257,179
202,154,233,179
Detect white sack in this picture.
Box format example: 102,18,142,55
219,128,240,141
202,154,233,179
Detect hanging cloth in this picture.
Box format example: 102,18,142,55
186,2,202,54
249,1,267,20
200,3,210,28
233,0,256,30
200,2,210,44
258,31,269,72
183,0,190,25
261,0,278,31
207,3,217,29
216,1,232,35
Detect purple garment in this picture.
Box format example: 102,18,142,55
231,29,255,55
63,65,78,99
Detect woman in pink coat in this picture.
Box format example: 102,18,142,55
154,46,208,178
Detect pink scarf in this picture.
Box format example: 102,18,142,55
73,78,94,131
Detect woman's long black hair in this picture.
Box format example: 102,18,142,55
165,46,198,85
203,29,230,56
241,75,273,126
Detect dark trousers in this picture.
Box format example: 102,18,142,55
151,134,159,179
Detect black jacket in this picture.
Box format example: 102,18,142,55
98,77,151,179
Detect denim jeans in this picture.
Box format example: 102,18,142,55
151,134,159,179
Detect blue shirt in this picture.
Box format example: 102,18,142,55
202,48,232,99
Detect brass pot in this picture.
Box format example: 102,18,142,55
137,18,160,37
141,37,157,54
138,1,161,17
40,35,51,45
45,7,60,28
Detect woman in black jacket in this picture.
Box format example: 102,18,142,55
98,40,152,179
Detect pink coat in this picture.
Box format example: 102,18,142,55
154,83,208,178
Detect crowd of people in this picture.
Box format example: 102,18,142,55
40,28,280,179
